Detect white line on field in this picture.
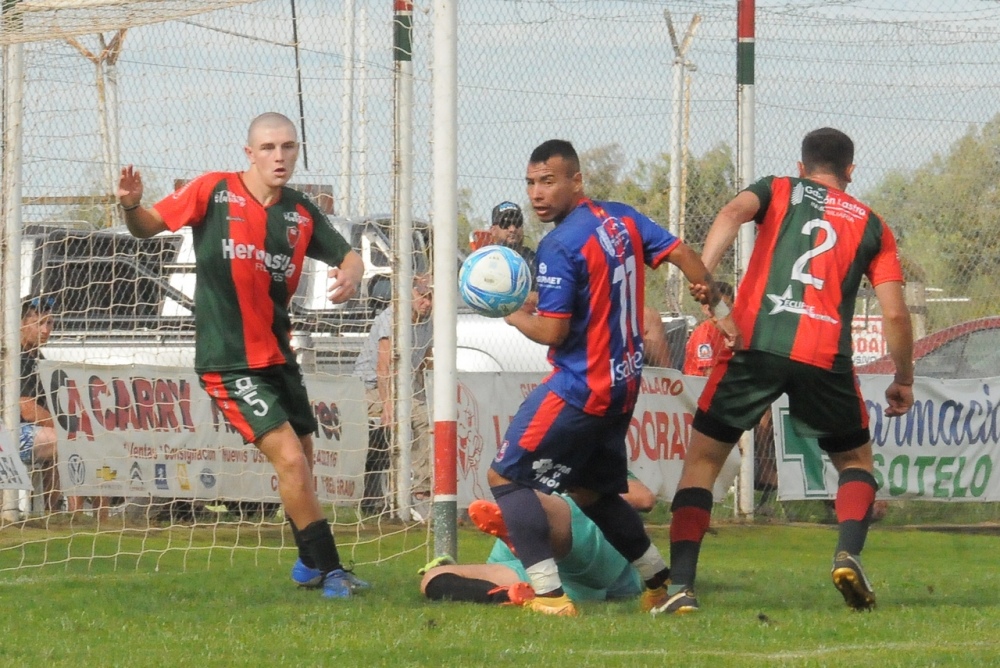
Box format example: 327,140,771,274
581,640,997,660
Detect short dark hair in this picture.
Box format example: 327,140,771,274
801,128,854,178
529,139,580,172
21,295,54,319
716,281,734,300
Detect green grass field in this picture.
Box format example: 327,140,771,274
1,522,997,667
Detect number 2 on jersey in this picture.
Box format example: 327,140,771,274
790,218,837,290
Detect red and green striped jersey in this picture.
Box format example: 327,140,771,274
735,176,903,372
154,172,352,373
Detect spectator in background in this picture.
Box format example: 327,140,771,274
19,297,93,515
683,281,734,377
490,201,537,286
19,296,62,512
353,274,434,517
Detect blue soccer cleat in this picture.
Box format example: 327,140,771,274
340,569,371,591
291,558,323,589
322,569,354,599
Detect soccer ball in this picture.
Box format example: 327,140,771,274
458,245,531,318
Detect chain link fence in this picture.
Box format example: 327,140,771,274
3,1,999,571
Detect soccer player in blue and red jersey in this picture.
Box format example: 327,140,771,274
660,128,915,614
487,139,725,615
117,112,368,599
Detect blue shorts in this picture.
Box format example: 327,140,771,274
19,424,38,466
487,493,642,601
490,383,631,497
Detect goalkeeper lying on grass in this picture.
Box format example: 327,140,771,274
419,477,658,612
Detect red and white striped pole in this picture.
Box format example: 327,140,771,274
430,0,459,559
736,0,757,517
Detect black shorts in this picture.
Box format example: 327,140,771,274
697,350,869,451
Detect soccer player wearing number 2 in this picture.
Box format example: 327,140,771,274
117,112,369,599
660,128,915,615
486,139,724,616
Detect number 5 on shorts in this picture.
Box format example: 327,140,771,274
235,376,269,417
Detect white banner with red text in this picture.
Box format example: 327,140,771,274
775,375,1000,501
452,368,741,507
39,361,367,503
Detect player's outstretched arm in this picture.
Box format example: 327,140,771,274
118,165,168,238
668,242,713,305
700,190,761,273
873,280,914,417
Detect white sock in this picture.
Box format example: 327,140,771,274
632,544,668,583
525,558,562,595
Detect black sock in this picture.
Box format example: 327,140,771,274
424,573,506,604
288,519,316,569
580,493,651,562
299,518,341,574
646,568,670,590
491,483,553,570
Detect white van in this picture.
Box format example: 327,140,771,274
24,214,430,373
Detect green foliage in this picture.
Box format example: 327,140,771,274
579,142,738,314
865,114,1000,328
1,524,997,667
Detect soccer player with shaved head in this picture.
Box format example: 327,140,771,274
118,112,369,599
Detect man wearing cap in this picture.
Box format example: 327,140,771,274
490,201,537,286
19,297,92,514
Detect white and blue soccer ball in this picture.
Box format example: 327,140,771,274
458,245,531,318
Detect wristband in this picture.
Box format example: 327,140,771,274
713,300,731,319
120,202,141,212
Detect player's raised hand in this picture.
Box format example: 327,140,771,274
118,165,144,208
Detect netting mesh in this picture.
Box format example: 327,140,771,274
3,0,1000,575
0,0,260,44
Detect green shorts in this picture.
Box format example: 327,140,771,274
486,493,643,601
698,350,868,447
199,365,317,443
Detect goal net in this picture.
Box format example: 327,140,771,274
3,1,1000,584
0,0,434,577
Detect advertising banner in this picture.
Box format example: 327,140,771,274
453,368,740,507
39,361,367,503
775,375,1000,501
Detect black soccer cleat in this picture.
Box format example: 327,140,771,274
832,551,876,611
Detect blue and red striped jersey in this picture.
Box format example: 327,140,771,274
535,198,680,416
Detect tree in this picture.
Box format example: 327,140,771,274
865,114,1000,328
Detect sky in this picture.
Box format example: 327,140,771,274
9,0,1000,229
